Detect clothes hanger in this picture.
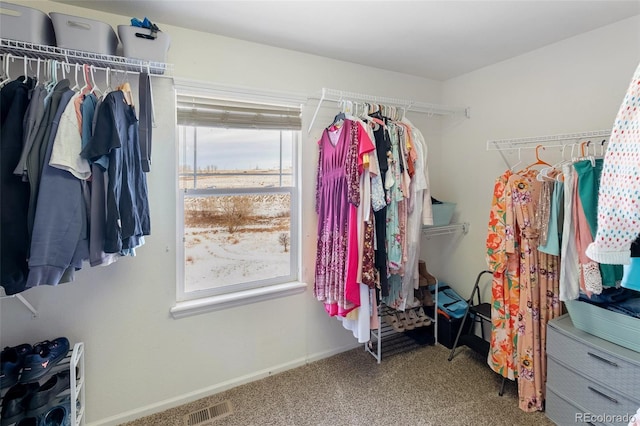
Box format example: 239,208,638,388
70,63,80,92
574,140,596,166
60,61,70,82
510,147,523,172
45,59,58,93
105,67,113,93
599,139,607,157
0,53,13,87
79,64,91,95
22,56,29,83
328,99,346,128
518,144,551,173
537,144,566,182
89,65,103,97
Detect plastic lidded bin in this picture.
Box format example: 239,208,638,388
117,25,170,63
430,202,456,226
50,12,118,55
0,2,56,46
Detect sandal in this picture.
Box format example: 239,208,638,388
408,309,423,327
383,313,405,333
416,307,432,326
397,311,415,330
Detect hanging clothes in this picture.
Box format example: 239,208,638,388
586,61,640,265
27,88,89,288
0,69,152,295
314,103,434,343
81,89,151,254
486,168,561,412
506,170,561,411
314,118,375,316
486,169,520,382
0,76,36,295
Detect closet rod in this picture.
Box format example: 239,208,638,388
0,38,173,76
307,87,470,133
486,129,612,151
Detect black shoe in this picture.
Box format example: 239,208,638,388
1,343,32,389
0,382,39,426
20,338,70,384
26,370,71,417
41,400,70,426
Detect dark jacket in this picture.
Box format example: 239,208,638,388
1,77,36,295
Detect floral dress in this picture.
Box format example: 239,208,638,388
486,170,520,381
506,171,561,412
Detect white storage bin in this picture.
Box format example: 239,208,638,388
0,2,55,46
50,12,118,55
429,202,456,226
118,25,170,62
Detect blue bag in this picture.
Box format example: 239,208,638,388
429,282,468,319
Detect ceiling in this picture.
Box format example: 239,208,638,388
56,0,640,81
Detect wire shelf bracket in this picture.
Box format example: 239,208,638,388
308,87,470,133
0,293,38,318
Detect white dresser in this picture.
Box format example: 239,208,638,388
546,314,640,426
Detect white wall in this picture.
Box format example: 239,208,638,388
0,1,446,424
431,15,640,302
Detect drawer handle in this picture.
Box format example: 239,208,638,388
587,352,618,367
587,386,619,404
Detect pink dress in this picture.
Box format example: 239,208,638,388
315,120,374,317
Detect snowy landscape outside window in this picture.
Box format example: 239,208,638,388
176,93,301,301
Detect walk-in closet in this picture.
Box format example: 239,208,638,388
1,1,639,425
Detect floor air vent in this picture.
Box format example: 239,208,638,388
184,400,233,425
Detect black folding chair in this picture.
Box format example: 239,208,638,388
447,270,508,396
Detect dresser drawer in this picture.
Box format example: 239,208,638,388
547,358,640,425
546,387,607,426
547,321,640,399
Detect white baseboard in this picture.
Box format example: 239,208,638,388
88,343,360,426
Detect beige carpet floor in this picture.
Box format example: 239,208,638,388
122,340,554,426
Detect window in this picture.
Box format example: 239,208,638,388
174,89,302,307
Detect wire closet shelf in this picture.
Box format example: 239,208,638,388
486,129,612,152
0,38,173,76
307,87,470,133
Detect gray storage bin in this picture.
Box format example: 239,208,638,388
50,12,118,55
0,2,55,46
118,25,170,62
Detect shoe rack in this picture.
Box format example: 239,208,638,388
0,341,85,426
365,223,470,362
70,342,86,426
365,292,439,363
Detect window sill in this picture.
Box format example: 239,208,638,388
170,281,307,319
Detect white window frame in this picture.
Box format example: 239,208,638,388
170,81,308,318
